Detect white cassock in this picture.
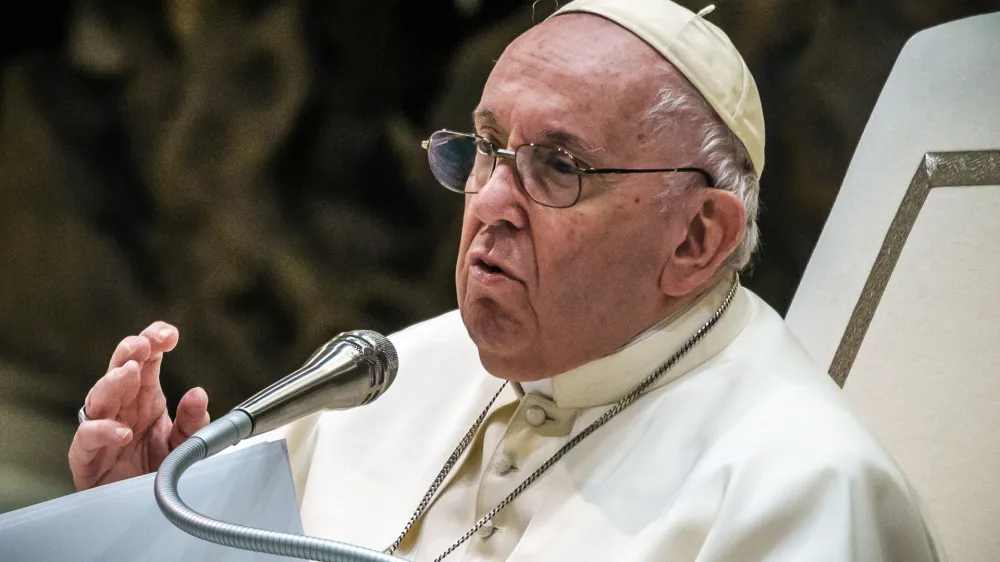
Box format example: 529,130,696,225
254,281,943,561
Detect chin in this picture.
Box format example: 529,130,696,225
461,297,526,347
460,298,535,372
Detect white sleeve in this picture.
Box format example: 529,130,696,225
691,440,943,562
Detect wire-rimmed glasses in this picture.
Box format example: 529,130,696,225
421,129,714,209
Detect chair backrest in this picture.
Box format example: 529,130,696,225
785,12,1000,561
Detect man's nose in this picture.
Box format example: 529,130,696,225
468,158,529,229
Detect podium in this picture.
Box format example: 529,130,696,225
786,13,1000,561
0,441,303,561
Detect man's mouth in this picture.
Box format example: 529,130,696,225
474,257,506,275
471,254,520,283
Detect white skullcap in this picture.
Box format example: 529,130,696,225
553,0,766,177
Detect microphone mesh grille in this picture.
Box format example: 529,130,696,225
351,330,399,390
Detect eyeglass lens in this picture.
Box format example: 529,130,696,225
427,131,581,208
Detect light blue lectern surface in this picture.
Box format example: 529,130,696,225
0,440,302,561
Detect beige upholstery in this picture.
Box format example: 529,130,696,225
786,13,1000,561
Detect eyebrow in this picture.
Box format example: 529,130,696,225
472,107,601,160
539,129,599,160
473,107,498,127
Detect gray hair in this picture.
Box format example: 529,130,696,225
645,87,760,273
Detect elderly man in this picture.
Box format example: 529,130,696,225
68,0,941,560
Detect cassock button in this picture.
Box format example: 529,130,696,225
494,453,514,474
476,519,496,539
525,406,547,427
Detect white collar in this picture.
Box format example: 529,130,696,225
517,377,554,399
513,277,750,409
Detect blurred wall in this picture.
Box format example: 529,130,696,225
1,0,997,512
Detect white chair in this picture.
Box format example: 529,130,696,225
786,12,1000,561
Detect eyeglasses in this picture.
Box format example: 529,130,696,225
421,129,714,209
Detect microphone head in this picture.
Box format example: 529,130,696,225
337,330,399,404
235,330,400,436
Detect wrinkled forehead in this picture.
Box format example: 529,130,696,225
479,14,672,147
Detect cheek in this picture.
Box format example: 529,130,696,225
455,207,479,290
543,198,625,251
533,212,585,265
535,203,662,291
532,213,614,293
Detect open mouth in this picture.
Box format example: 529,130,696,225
472,255,519,282
474,257,506,275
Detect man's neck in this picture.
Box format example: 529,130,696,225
512,275,739,406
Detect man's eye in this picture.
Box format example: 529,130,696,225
475,138,495,155
545,153,577,174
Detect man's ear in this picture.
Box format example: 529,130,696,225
660,190,745,297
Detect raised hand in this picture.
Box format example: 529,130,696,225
68,321,210,490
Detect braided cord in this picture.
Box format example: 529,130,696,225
384,381,509,554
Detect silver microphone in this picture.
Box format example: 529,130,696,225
236,330,399,437
155,330,403,562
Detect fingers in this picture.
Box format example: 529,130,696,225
69,419,133,490
137,322,180,387
138,321,179,359
85,360,142,420
72,321,182,491
106,320,177,379
169,387,210,450
108,335,151,371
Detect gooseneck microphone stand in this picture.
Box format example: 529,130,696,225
154,331,407,561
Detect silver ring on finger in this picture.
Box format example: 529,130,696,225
78,405,91,425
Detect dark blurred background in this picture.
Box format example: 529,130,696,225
1,0,997,512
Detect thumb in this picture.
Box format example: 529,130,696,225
168,387,210,450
